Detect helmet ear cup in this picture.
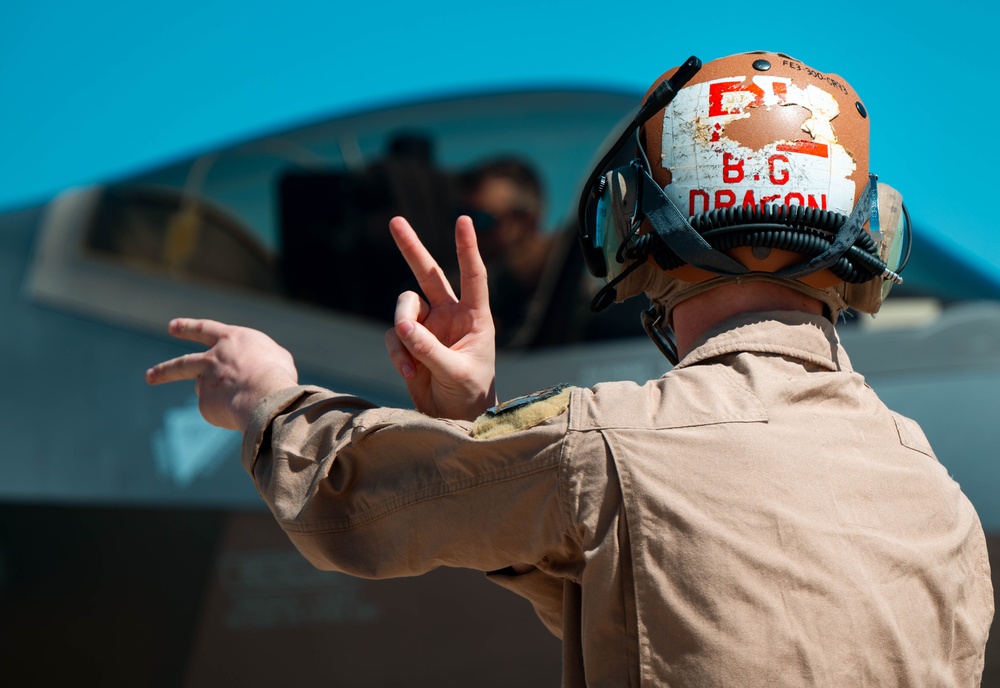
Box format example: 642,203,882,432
843,182,908,313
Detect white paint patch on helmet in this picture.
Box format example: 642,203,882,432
661,76,857,219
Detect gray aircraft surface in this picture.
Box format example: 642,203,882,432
2,87,998,686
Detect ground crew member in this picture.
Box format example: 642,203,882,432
146,51,993,686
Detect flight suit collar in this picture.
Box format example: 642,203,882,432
673,310,853,373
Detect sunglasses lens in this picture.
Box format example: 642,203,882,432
468,209,498,232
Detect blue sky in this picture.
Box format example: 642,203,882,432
2,0,998,278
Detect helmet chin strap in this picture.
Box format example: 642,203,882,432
638,170,749,276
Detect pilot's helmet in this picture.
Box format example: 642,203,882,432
605,51,909,322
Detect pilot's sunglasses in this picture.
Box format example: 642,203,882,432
459,208,535,234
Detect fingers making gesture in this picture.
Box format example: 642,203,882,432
385,215,498,421
146,214,496,429
145,318,298,431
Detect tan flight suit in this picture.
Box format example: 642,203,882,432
242,311,993,687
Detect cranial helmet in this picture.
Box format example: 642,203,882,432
577,51,910,362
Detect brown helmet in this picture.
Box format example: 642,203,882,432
578,51,910,360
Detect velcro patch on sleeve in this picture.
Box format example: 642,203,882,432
473,384,573,440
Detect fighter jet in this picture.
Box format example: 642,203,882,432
2,86,997,686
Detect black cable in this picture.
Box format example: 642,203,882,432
619,203,894,284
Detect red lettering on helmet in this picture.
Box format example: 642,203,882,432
709,81,745,117
686,189,827,214
709,79,789,117
722,153,745,183
690,189,710,215
768,155,790,185
715,190,736,209
776,140,829,157
807,194,827,209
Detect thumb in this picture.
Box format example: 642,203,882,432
395,318,457,378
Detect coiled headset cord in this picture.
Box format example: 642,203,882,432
590,203,909,314
625,204,899,284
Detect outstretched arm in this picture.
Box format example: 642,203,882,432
147,215,497,428
384,215,498,421
145,319,298,431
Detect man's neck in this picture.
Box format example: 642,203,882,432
671,282,824,360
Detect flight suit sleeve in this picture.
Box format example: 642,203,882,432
241,385,580,580
486,567,566,638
